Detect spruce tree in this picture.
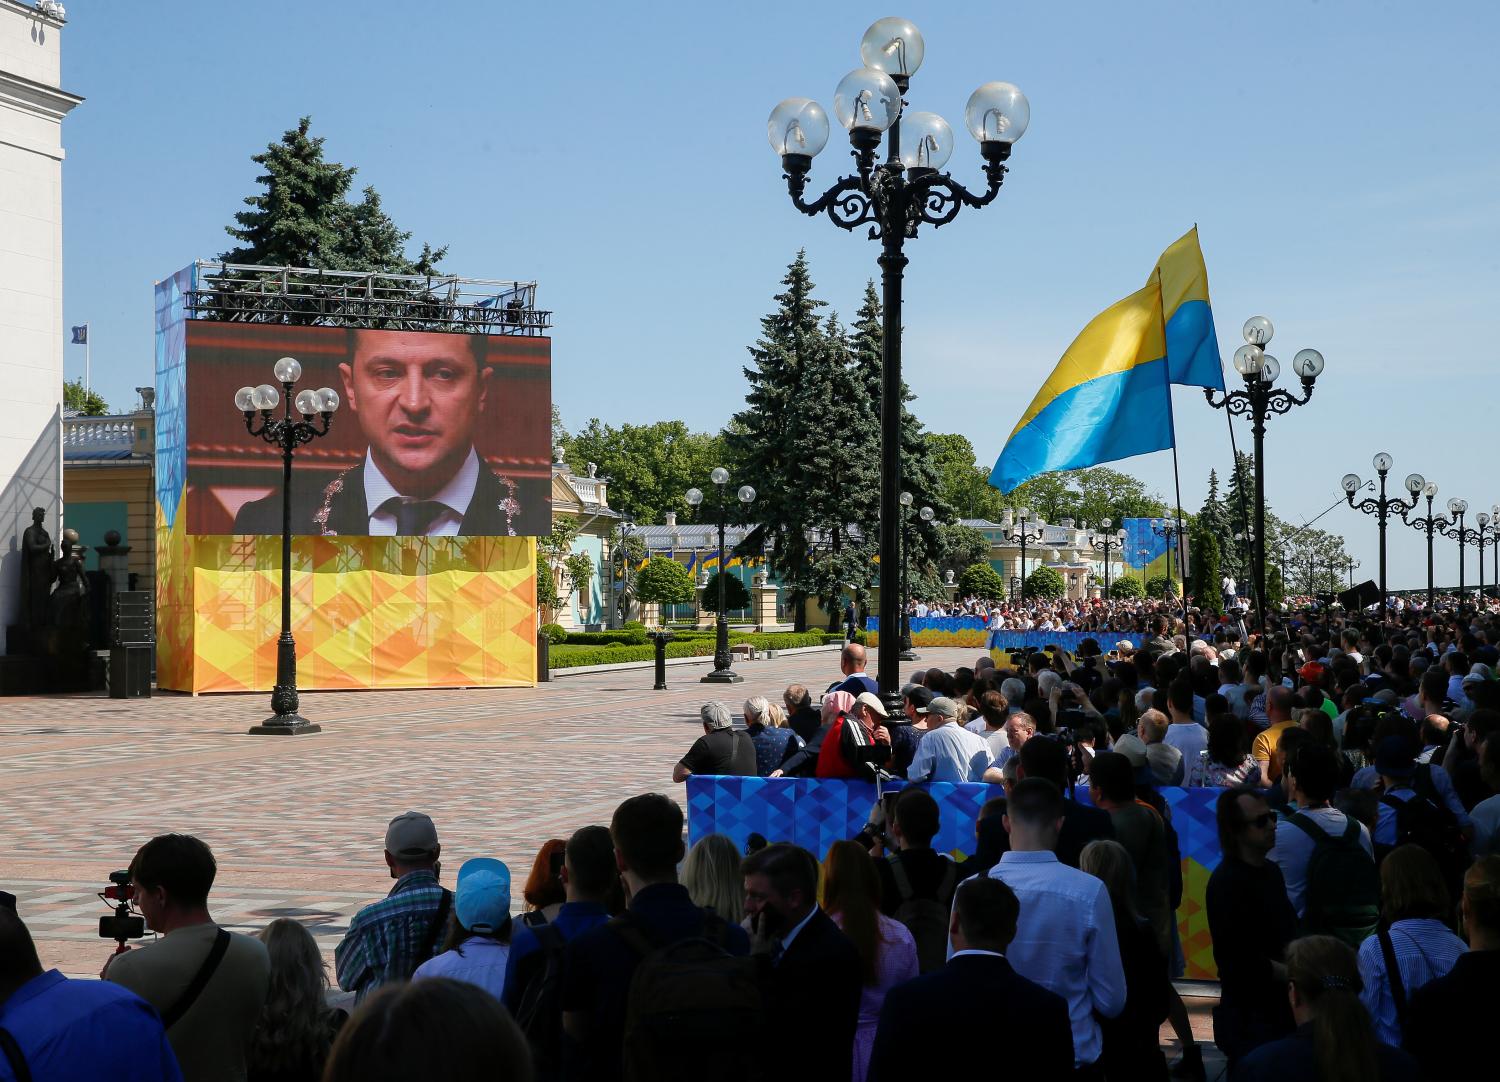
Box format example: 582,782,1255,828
1197,468,1233,540
726,251,828,628
1224,451,1257,543
220,117,445,273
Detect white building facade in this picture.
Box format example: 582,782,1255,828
0,0,79,640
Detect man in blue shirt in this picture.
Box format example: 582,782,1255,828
502,825,615,1081
987,778,1127,1073
0,897,182,1082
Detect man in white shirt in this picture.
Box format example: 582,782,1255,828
907,697,991,783
988,778,1127,1070
1163,677,1208,782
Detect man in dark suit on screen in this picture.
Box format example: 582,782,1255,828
868,876,1075,1081
742,843,863,1082
233,328,520,536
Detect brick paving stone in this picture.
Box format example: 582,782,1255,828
1,642,1221,1066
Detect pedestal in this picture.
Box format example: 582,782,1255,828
752,582,779,631
642,602,661,627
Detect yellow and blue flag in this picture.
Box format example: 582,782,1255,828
1154,227,1223,390
989,229,1223,493
989,276,1170,493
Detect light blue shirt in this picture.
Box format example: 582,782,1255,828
907,722,991,783
988,850,1127,1067
1353,764,1471,828
1355,918,1466,1045
413,936,510,1000
1271,807,1374,918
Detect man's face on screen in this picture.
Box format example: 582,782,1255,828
340,333,491,496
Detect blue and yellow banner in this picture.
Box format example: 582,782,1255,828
1154,227,1223,390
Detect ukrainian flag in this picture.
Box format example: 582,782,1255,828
1155,227,1223,390
989,276,1170,493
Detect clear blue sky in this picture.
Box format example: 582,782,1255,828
59,1,1499,590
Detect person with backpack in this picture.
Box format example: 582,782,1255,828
502,826,614,1082
742,843,863,1082
1273,744,1380,946
1370,736,1470,899
559,793,751,1082
1354,845,1466,1048
819,841,918,1082
866,789,960,974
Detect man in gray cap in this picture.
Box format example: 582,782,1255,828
673,702,756,782
906,696,992,783
334,810,452,1003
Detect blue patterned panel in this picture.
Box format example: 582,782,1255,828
153,265,195,524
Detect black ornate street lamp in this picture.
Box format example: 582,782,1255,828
1005,508,1046,602
1477,513,1491,600
1441,499,1479,602
1151,518,1182,588
686,468,756,684
235,358,340,735
898,491,934,661
771,16,1027,706
1205,316,1325,635
1085,518,1125,595
1342,454,1421,620
1406,481,1445,610
1345,555,1360,587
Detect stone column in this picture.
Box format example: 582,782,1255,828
752,571,779,631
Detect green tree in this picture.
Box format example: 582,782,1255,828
1071,467,1169,528
220,116,445,273
1224,451,1257,543
937,522,992,577
1198,468,1232,541
1110,576,1144,600
564,419,727,523
535,550,561,613
1145,574,1179,599
725,251,829,628
634,557,696,604
958,562,1006,601
1189,523,1223,615
1267,562,1286,607
63,379,108,416
1025,565,1066,600
699,569,751,613
563,552,593,601
927,432,1005,520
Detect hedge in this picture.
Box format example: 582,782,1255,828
549,630,832,669
558,629,648,646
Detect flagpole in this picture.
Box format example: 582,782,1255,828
84,322,91,394
1154,270,1189,624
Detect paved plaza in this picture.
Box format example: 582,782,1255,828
1,644,1216,1065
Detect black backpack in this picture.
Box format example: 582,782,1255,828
1378,788,1468,898
887,853,960,974
512,919,568,1080
1289,812,1380,948
612,912,764,1082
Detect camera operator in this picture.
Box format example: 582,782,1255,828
102,834,270,1082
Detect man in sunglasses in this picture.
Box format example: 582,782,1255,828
1204,787,1299,1071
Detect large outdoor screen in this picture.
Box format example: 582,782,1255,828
184,322,551,536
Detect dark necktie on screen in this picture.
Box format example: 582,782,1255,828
378,497,451,536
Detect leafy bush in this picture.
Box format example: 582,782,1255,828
549,630,833,669
1145,574,1179,599
958,562,1007,601
699,570,751,613
559,629,648,646
623,620,646,630
1109,576,1144,600
634,558,697,604
540,623,568,644
1024,565,1066,600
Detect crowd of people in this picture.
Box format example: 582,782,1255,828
894,594,1213,634
4,603,1500,1081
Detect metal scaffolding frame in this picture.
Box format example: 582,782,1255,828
184,262,552,335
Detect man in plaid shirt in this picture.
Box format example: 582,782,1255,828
334,811,452,1002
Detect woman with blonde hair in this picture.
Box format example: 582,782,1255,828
681,832,744,925
1235,935,1420,1082
248,918,347,1082
745,694,802,776
821,840,916,1082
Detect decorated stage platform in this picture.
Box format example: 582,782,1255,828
864,616,1142,655
687,775,1223,979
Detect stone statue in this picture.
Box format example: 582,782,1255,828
20,507,54,630
46,528,88,629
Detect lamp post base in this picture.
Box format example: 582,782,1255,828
700,668,744,684
898,647,920,661
248,714,322,736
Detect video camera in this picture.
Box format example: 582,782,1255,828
99,870,145,945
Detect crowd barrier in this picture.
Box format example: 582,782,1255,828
686,775,1222,979
865,617,1142,655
